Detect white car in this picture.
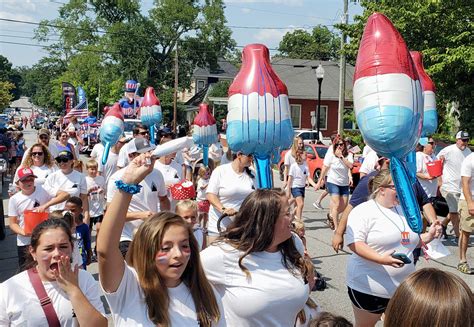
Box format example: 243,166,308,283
123,119,141,138
294,129,331,146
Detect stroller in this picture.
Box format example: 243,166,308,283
79,123,100,156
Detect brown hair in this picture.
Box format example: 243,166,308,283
73,160,84,172
332,136,348,157
49,210,74,229
127,212,220,326
22,143,54,168
295,149,305,165
219,189,306,279
384,268,473,327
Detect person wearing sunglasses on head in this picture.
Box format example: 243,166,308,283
15,143,57,186
44,151,90,225
116,123,150,169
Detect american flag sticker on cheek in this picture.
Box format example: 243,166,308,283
155,252,168,263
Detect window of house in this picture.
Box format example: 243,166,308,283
316,105,328,130
343,107,358,130
196,80,206,92
290,104,301,128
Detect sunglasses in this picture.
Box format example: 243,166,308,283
31,152,44,156
39,136,49,140
139,131,149,135
56,158,70,163
428,141,435,145
383,184,396,190
337,143,344,146
461,138,469,142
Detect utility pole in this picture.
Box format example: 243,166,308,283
173,41,179,133
337,0,348,135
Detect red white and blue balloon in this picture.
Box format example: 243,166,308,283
140,87,162,143
100,102,124,165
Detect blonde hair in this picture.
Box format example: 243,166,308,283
197,166,210,179
175,199,198,215
369,169,392,198
384,268,473,327
291,136,303,158
127,212,220,326
86,159,98,169
73,160,84,172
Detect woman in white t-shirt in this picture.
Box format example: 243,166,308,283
201,189,309,327
316,136,354,230
283,136,304,188
97,154,222,326
16,143,57,186
345,169,440,326
415,138,438,198
206,152,256,242
0,219,107,326
287,149,318,220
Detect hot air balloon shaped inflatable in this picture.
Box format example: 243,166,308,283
410,51,437,137
193,103,218,166
140,87,162,144
227,44,294,188
100,103,124,165
353,13,424,233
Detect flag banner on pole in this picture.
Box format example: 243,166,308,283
62,82,77,114
65,86,88,119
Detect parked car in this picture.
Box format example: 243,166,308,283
123,119,141,138
294,129,332,146
277,143,361,189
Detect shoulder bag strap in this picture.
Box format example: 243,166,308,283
27,268,61,327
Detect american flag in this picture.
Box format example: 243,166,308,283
65,99,88,119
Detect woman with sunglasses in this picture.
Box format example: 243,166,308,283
56,131,78,161
44,150,90,224
345,169,440,327
206,151,256,243
16,143,57,186
315,136,353,230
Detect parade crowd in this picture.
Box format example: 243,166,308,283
0,119,473,327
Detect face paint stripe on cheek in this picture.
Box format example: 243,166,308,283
155,252,168,263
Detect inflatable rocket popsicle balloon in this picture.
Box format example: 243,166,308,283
410,51,437,137
227,44,294,188
193,103,218,166
100,103,124,165
353,13,423,233
140,87,162,144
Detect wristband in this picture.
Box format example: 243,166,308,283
115,180,142,194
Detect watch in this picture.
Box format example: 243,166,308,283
221,207,226,212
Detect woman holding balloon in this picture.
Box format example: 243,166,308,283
315,136,353,230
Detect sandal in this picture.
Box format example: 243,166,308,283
457,262,473,274
325,213,335,230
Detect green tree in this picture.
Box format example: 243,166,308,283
338,0,474,135
0,81,15,110
278,26,340,60
0,55,22,100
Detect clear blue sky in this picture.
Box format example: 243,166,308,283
0,0,363,67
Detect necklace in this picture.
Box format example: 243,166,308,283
375,200,411,245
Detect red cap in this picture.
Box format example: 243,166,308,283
17,167,37,182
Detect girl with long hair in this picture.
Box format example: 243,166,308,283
201,189,308,326
16,142,57,186
97,154,223,326
0,219,107,326
283,136,304,188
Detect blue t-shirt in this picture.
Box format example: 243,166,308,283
74,223,91,269
16,139,25,157
83,116,97,125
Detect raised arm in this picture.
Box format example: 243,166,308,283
97,153,155,292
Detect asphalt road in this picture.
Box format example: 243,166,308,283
1,104,473,325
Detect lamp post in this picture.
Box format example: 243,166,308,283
315,64,325,142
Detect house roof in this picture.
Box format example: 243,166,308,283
193,60,239,80
271,57,354,101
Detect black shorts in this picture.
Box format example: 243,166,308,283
89,215,104,227
347,287,390,314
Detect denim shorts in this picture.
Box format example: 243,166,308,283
291,187,306,198
326,182,349,196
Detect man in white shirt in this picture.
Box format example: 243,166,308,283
116,123,150,169
107,138,170,257
98,136,129,192
458,152,474,274
438,131,472,239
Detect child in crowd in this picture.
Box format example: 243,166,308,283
287,149,318,220
7,131,17,176
49,210,82,268
196,165,211,228
175,199,206,250
65,197,92,269
15,132,26,169
85,159,105,254
309,312,353,327
293,220,308,255
73,159,84,173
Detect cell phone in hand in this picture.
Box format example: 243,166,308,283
391,253,412,264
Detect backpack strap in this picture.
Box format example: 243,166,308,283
27,268,61,327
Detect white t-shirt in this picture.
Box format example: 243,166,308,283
201,242,308,327
359,150,378,176
284,150,296,167
438,144,471,193
67,138,80,159
460,153,474,200
98,151,119,192
117,142,131,168
289,162,309,188
206,163,256,234
196,178,209,201
8,185,54,246
101,264,225,326
209,143,223,162
345,199,418,298
15,164,57,186
155,160,181,209
416,151,438,198
323,150,354,186
44,170,87,211
0,269,105,326
194,225,204,251
107,167,167,242
86,175,105,217
90,143,104,161
362,144,374,158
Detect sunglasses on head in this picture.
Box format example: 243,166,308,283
31,152,44,156
56,157,70,163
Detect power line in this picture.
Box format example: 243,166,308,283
0,40,119,54
225,4,335,21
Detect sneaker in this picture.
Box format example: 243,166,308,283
457,262,473,274
312,202,323,210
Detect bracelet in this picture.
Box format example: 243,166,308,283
115,180,142,194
